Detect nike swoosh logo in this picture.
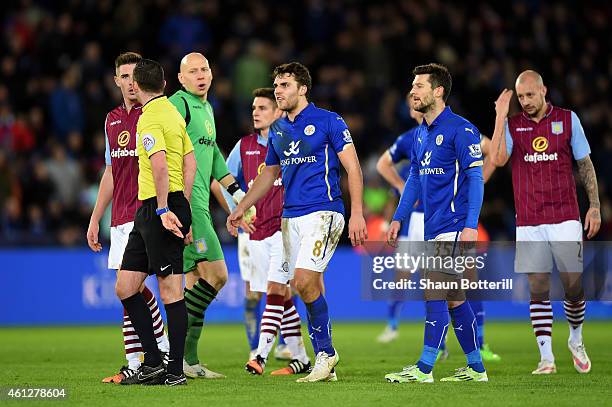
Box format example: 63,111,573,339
165,378,184,385
138,370,160,381
160,265,171,271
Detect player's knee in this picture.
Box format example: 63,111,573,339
199,263,228,291
115,280,135,300
565,288,585,302
210,272,227,291
530,291,550,302
267,281,286,296
294,279,319,303
159,286,183,304
447,300,464,309
246,291,262,301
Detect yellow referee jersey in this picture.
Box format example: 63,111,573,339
136,95,194,200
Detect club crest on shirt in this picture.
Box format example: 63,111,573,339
304,125,316,136
436,134,444,145
142,134,155,152
551,121,563,135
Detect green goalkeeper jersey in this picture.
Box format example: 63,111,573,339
169,88,230,209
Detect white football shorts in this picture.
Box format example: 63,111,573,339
108,221,134,270
237,231,252,281
248,231,284,293
282,210,345,275
515,220,583,273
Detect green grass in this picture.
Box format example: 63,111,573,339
0,322,610,406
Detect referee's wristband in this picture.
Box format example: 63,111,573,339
155,207,170,216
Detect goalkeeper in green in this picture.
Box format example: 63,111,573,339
169,52,255,379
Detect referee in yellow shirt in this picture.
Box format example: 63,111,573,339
115,59,196,386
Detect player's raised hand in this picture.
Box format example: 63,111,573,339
494,89,513,118
160,211,184,238
386,220,401,248
584,207,601,239
349,213,368,246
86,221,102,252
226,207,245,237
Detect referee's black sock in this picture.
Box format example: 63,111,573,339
165,299,188,376
121,292,162,367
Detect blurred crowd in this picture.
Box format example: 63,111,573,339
1,0,611,246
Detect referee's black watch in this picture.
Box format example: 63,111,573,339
156,207,170,216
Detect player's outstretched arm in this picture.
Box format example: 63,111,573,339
338,144,368,246
183,151,196,202
376,150,405,192
577,155,601,239
87,165,113,252
490,89,513,167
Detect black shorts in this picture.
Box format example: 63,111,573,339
121,192,192,276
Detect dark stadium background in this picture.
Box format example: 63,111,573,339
1,0,610,247
1,11,612,404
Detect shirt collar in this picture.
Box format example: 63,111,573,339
256,133,268,146
426,106,453,130
121,102,142,111
284,102,315,123
142,95,166,112
522,103,554,122
181,87,206,104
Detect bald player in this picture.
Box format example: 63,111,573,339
168,52,255,379
490,70,600,375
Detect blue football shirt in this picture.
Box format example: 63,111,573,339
265,103,353,218
399,107,483,240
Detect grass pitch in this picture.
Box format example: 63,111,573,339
1,321,610,406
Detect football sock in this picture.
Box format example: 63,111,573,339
417,300,449,374
165,299,187,376
257,294,285,360
449,301,485,373
564,300,585,345
184,278,217,365
469,300,485,348
530,300,554,361
244,296,261,352
281,297,309,364
121,292,161,367
305,294,335,356
388,300,403,331
142,286,170,353
122,308,143,370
